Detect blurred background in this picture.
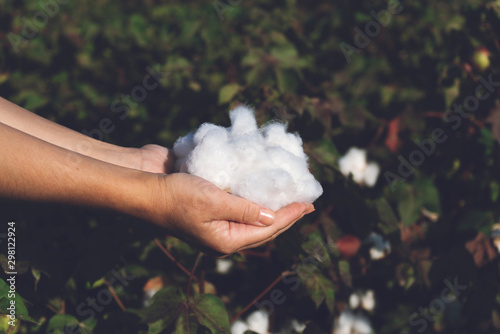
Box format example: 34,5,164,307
0,0,500,333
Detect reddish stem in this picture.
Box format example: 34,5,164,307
186,253,203,301
107,282,126,311
229,271,292,324
154,238,199,281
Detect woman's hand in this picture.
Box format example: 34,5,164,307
137,144,176,174
146,173,314,256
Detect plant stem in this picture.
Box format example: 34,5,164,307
186,252,203,301
154,238,199,281
107,282,126,311
229,270,292,324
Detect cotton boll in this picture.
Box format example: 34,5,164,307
361,290,375,312
367,232,391,260
349,293,360,309
369,248,385,260
352,313,374,334
246,310,269,334
230,106,259,136
291,319,306,333
338,148,379,187
215,258,233,274
338,148,367,181
231,320,250,334
334,309,355,334
363,163,380,187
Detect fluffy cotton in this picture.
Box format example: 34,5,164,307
349,290,375,312
173,106,323,211
333,309,374,334
338,148,380,187
367,232,391,260
231,310,269,334
215,258,233,274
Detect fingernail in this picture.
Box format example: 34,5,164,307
258,208,275,226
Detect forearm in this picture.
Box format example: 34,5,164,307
0,97,142,170
0,122,152,218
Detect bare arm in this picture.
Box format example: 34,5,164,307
0,97,174,173
0,121,313,255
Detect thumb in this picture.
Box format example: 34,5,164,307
218,192,275,227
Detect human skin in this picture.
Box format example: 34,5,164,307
0,99,314,255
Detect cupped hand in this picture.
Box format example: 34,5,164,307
147,173,314,256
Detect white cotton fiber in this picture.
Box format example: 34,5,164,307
173,106,323,211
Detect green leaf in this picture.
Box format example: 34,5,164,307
374,198,400,234
218,83,241,105
311,138,340,167
298,271,335,313
46,315,79,334
31,266,41,291
338,260,352,287
0,279,36,324
188,294,230,333
302,230,332,269
395,178,441,227
138,287,185,333
458,210,494,235
46,315,96,334
275,68,298,93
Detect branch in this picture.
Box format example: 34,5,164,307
154,238,199,281
186,252,203,301
229,270,292,324
107,282,126,311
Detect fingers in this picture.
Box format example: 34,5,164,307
229,202,312,250
216,191,275,227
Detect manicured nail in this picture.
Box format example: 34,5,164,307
258,208,275,226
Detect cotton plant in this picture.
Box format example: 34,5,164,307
215,258,233,274
333,309,374,334
173,106,323,211
231,310,269,334
366,232,391,260
338,148,380,187
349,290,375,312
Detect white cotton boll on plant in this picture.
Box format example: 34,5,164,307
333,310,374,334
231,320,250,334
352,313,374,334
367,232,391,260
173,107,323,210
364,163,380,187
291,319,306,333
246,310,269,334
338,147,380,187
349,293,360,309
215,258,233,274
361,290,375,312
333,309,355,334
